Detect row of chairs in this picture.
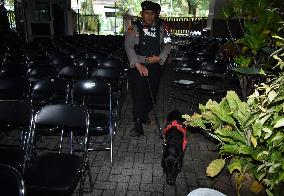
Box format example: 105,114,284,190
0,100,91,196
0,77,118,195
168,36,235,111
0,34,128,196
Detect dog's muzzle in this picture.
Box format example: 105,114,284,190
162,154,182,185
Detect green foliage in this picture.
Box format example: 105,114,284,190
183,70,284,195
219,0,283,100
184,33,284,194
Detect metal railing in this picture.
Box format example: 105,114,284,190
162,17,208,34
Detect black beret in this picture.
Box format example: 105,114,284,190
141,1,159,12
154,2,161,13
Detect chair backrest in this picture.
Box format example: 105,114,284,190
30,79,56,110
0,100,33,132
101,58,123,68
27,65,58,82
91,67,121,80
0,164,25,196
34,104,89,153
0,77,30,101
201,61,227,74
35,104,88,131
0,101,34,168
50,56,73,68
1,64,28,78
72,78,111,107
58,65,87,81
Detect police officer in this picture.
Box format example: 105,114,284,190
125,1,171,137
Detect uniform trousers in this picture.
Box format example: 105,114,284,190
129,63,161,122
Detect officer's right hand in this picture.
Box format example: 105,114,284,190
135,63,148,76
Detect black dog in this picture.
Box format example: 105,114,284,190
161,110,188,185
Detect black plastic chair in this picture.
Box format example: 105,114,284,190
91,67,125,118
27,65,58,82
193,61,229,103
58,65,87,103
30,78,68,112
77,58,99,76
0,77,30,101
0,101,34,174
25,104,92,196
168,59,202,105
72,78,115,162
0,64,28,78
0,164,25,196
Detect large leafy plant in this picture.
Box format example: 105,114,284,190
183,29,284,195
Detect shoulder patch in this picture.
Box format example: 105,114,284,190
127,26,134,32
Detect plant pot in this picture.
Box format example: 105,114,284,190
230,172,266,196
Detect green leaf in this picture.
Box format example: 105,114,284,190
262,127,273,140
228,158,243,174
259,113,272,125
233,67,261,75
215,128,247,144
234,102,251,127
226,91,242,111
253,121,263,138
239,145,253,154
220,144,253,155
269,151,282,163
271,132,284,143
202,111,222,129
266,189,273,196
273,118,284,128
206,159,225,177
253,150,269,161
276,171,284,183
220,145,239,154
208,104,236,126
189,113,206,129
268,163,281,174
268,90,278,103
271,132,284,147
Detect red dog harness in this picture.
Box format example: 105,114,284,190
163,120,188,151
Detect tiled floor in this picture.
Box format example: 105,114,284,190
80,63,237,196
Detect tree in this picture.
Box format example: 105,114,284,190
187,0,209,17
116,0,209,17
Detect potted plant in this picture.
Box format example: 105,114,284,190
182,29,284,195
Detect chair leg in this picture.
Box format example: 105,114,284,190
110,130,113,163
80,161,94,194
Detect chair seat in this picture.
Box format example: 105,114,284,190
26,152,83,196
89,113,110,136
0,164,25,196
173,80,196,89
0,147,25,173
196,84,225,95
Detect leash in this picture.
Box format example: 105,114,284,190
146,76,165,142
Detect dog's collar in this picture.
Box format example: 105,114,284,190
163,120,188,151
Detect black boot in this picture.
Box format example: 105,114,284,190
130,118,144,137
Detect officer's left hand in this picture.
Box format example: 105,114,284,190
146,55,160,64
